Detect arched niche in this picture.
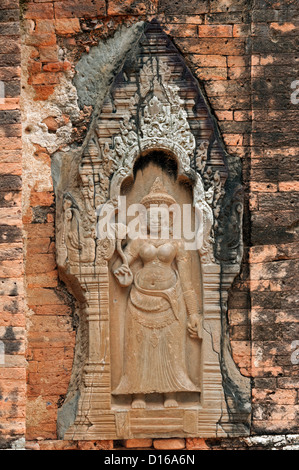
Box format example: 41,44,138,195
109,151,203,409
55,20,250,440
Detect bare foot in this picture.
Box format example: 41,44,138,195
164,393,178,408
132,394,146,409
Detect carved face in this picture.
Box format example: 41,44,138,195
147,206,172,237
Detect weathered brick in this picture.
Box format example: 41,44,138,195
0,98,20,113
188,54,227,67
0,53,21,67
162,23,197,38
205,11,250,24
30,72,61,86
215,110,233,121
26,254,57,275
209,94,250,110
26,238,55,256
176,37,246,55
27,331,75,350
277,377,299,389
158,0,209,15
232,24,251,37
249,243,299,264
24,223,54,238
0,244,22,263
77,441,114,450
0,81,21,99
0,9,19,22
34,19,55,35
161,15,204,25
42,61,71,73
0,225,22,244
0,175,21,191
0,22,20,36
0,1,19,10
195,67,227,80
37,440,77,450
197,24,233,37
108,0,157,15
251,182,278,193
0,110,21,125
209,0,249,13
24,2,54,20
27,287,66,306
186,438,210,450
153,438,186,450
54,0,106,18
32,85,56,101
30,191,54,207
0,124,22,138
257,193,299,212
26,272,58,289
234,110,252,121
25,32,57,48
278,181,299,192
123,438,153,448
54,18,81,36
31,304,72,316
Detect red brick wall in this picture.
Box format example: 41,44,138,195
0,0,25,449
0,0,298,450
249,1,299,434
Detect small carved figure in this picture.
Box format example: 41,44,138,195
63,197,82,264
112,178,201,409
62,196,96,265
196,140,209,172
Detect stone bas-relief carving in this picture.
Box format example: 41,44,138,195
112,179,202,409
55,21,250,440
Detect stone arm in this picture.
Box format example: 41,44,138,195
121,238,141,266
112,238,140,286
176,241,202,339
113,237,140,269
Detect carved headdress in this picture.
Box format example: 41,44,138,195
141,177,176,208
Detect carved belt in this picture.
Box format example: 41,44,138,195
130,276,180,323
129,300,176,329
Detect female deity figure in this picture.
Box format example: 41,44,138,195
112,178,202,409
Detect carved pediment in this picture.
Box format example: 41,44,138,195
55,20,250,441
